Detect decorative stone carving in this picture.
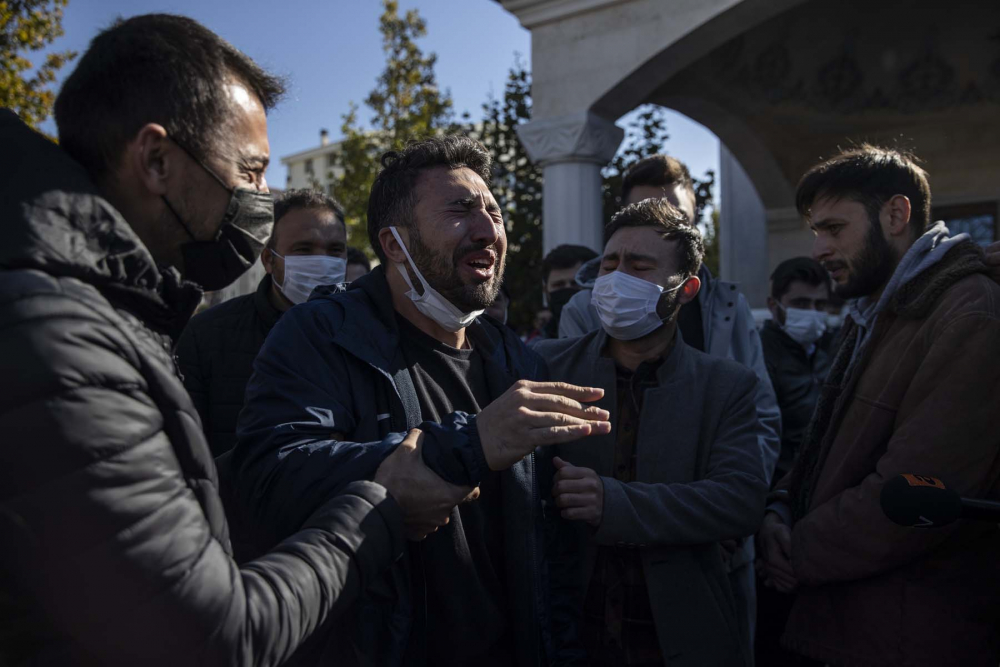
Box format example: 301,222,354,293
711,28,1000,115
516,111,624,166
817,54,864,106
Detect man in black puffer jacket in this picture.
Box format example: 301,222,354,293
0,14,468,666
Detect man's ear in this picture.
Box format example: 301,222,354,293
261,246,274,274
883,194,912,239
766,296,781,323
677,275,701,306
126,123,173,196
379,226,408,264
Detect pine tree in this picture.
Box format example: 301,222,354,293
470,56,542,331
332,0,455,248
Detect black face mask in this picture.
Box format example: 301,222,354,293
544,286,579,337
162,139,273,291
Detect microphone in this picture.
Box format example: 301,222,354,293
880,474,1000,528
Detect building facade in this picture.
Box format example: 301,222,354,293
501,0,1000,307
281,128,346,194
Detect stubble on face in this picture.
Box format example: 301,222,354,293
407,225,506,312
833,216,897,299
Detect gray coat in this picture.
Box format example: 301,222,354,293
536,329,769,667
558,264,781,487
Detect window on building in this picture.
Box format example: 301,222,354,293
327,183,336,197
933,201,997,246
305,158,314,174
327,154,337,168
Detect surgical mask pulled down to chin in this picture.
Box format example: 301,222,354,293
591,271,683,341
273,253,347,305
390,226,484,332
779,305,827,346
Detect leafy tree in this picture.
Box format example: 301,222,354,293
332,0,455,247
467,56,542,332
0,0,75,129
600,104,718,273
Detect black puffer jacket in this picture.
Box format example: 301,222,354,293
759,320,835,484
0,110,404,666
177,275,282,457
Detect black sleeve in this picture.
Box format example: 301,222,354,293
0,289,404,666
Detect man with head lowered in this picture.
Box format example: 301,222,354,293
0,13,454,666
233,136,612,666
537,199,768,666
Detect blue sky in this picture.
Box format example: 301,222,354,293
36,0,718,191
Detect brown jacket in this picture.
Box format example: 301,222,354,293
776,242,1000,666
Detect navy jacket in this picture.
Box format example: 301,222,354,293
232,266,549,666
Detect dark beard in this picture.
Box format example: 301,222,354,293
834,218,896,299
407,227,504,312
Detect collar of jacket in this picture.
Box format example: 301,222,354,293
0,110,202,339
317,265,508,376
586,324,691,388
885,240,987,319
695,264,738,353
761,319,820,356
253,273,284,332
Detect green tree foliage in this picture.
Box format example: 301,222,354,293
332,0,455,247
0,0,75,129
465,56,542,332
601,104,718,273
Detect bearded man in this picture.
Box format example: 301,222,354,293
232,136,611,667
757,145,1000,666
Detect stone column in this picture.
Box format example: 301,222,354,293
517,111,623,254
719,143,769,309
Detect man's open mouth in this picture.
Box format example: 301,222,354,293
461,250,497,280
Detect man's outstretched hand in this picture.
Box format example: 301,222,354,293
374,428,479,541
476,380,611,471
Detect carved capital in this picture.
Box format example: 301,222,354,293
516,111,624,166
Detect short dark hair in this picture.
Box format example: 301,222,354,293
346,246,371,270
621,154,695,206
55,14,286,179
795,144,931,239
267,189,346,250
367,136,492,263
604,199,704,277
541,244,598,284
770,257,831,301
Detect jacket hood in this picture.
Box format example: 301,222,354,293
849,221,969,330
0,110,201,337
574,256,602,288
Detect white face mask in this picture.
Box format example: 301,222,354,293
591,270,684,341
390,226,484,332
779,305,827,346
273,252,347,305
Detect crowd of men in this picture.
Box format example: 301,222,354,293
2,12,999,667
